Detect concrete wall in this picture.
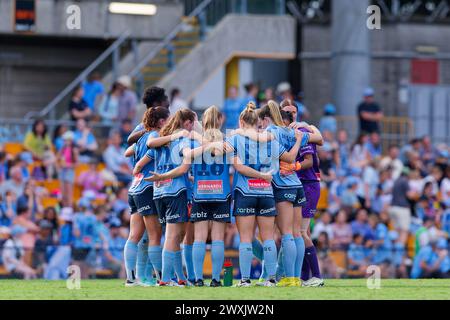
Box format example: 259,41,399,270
0,0,182,40
302,23,450,123
157,14,296,104
0,39,106,118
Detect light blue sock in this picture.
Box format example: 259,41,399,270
294,237,306,278
174,250,187,281
260,260,268,280
239,242,253,281
182,244,195,281
263,240,277,279
148,246,162,278
145,259,154,280
137,235,148,280
211,240,224,281
281,234,296,277
276,247,285,279
192,241,206,281
252,238,264,261
162,249,175,283
124,240,138,281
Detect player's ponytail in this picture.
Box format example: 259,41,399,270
239,101,258,126
142,106,170,131
258,100,284,127
160,108,196,137
202,105,223,142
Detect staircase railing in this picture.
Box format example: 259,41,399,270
24,31,132,120
128,0,214,94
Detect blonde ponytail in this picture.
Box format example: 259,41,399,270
239,101,258,126
202,105,223,142
258,100,284,127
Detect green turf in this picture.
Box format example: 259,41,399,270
0,279,448,300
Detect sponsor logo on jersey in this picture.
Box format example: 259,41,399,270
197,180,223,194
155,178,172,189
248,179,272,191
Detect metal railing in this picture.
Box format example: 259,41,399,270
23,31,132,121
335,116,415,153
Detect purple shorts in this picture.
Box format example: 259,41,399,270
301,181,321,218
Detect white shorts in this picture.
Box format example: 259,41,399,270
388,206,411,231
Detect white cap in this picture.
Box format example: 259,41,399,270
277,82,291,94
60,207,74,222
117,75,132,88
62,131,74,141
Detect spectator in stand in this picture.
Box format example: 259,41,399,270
222,85,242,130
23,119,53,162
119,119,133,149
82,72,105,112
103,219,126,278
411,238,449,279
364,132,382,160
336,129,350,172
347,234,369,273
331,210,353,250
13,205,40,252
0,165,25,198
0,151,7,184
241,82,259,107
423,165,443,197
421,135,438,167
103,131,132,185
69,85,91,121
42,206,59,241
169,88,188,114
98,82,122,125
341,176,361,213
1,225,37,279
52,124,68,152
400,138,423,165
349,133,370,169
380,144,403,180
17,179,44,222
73,119,98,163
72,198,97,279
0,191,16,227
360,159,379,211
32,219,55,276
441,166,450,205
319,103,337,135
311,211,333,241
260,87,275,105
57,131,78,207
357,87,383,134
318,144,336,187
389,167,420,245
315,231,338,278
111,187,129,216
77,159,105,200
351,209,372,240
116,76,138,123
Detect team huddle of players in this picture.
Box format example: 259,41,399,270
123,86,324,287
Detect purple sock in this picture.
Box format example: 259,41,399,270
301,258,310,281
305,246,321,279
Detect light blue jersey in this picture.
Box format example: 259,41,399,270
73,213,97,249
226,134,285,197
192,139,231,202
148,137,190,199
266,124,308,189
128,131,159,195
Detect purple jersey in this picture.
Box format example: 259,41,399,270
296,128,320,182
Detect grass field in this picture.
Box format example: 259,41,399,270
0,279,449,300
